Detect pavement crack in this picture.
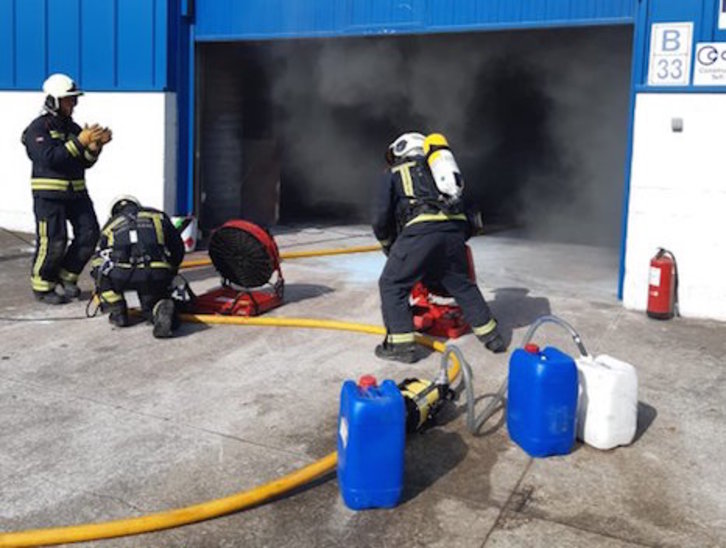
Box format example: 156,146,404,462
590,307,626,355
481,457,533,547
506,511,658,548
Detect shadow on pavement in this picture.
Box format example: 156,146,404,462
283,283,335,305
488,287,552,347
402,429,469,502
634,401,657,442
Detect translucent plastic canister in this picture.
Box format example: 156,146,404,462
575,354,638,450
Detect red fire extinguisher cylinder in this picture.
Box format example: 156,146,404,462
647,249,677,320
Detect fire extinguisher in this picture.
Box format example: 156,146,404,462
647,248,678,320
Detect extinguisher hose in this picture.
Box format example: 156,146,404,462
656,248,680,317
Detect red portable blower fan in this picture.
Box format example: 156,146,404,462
410,245,476,339
180,220,284,316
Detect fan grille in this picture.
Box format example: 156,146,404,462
208,226,275,288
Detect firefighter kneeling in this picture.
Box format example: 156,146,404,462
91,196,185,338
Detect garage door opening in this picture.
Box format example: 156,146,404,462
197,25,632,247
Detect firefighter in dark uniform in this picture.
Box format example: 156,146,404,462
22,73,111,304
91,196,185,338
372,132,506,363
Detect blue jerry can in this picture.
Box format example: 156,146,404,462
507,344,578,457
337,375,405,510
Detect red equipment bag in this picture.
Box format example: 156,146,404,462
180,220,284,316
410,246,475,339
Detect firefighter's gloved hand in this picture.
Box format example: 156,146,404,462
78,124,104,147
99,127,113,145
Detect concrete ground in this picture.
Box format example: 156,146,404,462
0,225,724,547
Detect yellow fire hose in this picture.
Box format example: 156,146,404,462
0,318,461,547
180,243,382,269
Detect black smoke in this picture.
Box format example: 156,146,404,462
200,25,632,246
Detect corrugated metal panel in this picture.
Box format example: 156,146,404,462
629,0,725,88
0,0,170,91
195,0,636,41
15,0,46,88
48,0,81,82
81,0,115,89
0,0,13,87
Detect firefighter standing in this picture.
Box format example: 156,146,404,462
91,196,184,338
22,73,111,304
372,132,506,363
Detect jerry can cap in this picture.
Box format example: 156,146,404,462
358,375,378,389
524,343,540,354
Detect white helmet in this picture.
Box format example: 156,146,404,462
386,132,425,165
109,195,141,217
42,73,83,112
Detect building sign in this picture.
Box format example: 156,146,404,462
694,43,726,86
648,22,693,86
720,0,726,30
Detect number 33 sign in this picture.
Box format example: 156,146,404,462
648,22,693,86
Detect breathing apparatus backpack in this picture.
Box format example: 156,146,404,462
423,133,464,204
398,353,456,433
94,208,172,286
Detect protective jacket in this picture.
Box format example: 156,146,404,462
91,205,184,300
372,156,467,251
373,155,497,347
22,113,99,199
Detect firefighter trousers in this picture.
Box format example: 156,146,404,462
378,224,497,342
31,193,100,293
94,268,174,318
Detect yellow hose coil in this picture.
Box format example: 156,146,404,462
0,315,460,547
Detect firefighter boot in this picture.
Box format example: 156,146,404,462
34,290,69,305
152,299,175,339
478,330,507,354
61,281,81,300
108,302,129,328
375,340,419,364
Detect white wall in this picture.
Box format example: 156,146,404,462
624,93,726,321
0,91,177,233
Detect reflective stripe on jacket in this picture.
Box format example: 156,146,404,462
22,113,98,200
372,157,466,246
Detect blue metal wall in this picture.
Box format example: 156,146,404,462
194,0,636,41
631,0,726,89
0,0,171,91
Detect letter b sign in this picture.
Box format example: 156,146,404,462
662,30,681,52
648,23,693,86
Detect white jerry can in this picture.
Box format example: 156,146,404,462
575,355,638,450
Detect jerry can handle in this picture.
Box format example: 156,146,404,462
520,315,589,358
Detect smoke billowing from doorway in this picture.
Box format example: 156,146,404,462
204,26,632,246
